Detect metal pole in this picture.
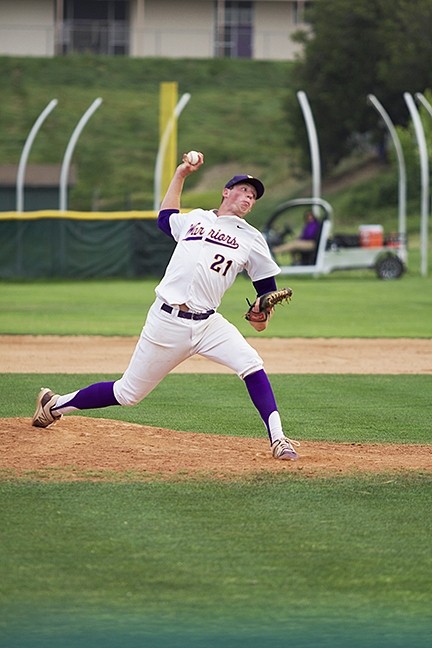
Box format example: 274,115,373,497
367,94,407,263
415,93,432,274
16,99,58,212
153,93,191,210
415,92,432,119
59,97,103,211
404,93,429,277
297,91,321,214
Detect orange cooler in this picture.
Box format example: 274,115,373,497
359,225,384,247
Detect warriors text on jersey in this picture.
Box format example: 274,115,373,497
156,208,280,312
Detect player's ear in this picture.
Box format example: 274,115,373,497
222,187,231,200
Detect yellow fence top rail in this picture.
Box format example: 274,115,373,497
0,210,159,221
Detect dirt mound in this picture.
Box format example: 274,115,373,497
1,417,431,481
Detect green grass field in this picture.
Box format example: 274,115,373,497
1,476,431,648
1,275,431,648
0,270,431,337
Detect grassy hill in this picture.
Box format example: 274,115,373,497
0,56,295,209
0,55,411,236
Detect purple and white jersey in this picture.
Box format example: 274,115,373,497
155,208,280,312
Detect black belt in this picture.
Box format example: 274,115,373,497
161,303,215,321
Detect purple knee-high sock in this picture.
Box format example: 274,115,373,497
52,381,119,412
244,369,278,441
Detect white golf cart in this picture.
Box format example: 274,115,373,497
262,198,407,280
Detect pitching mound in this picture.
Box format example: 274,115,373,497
1,417,431,481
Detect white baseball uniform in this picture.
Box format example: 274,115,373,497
113,208,280,406
38,173,299,460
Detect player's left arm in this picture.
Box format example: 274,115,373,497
247,276,278,332
253,276,277,295
246,281,293,333
245,232,281,332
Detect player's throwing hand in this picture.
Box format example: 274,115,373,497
181,150,204,171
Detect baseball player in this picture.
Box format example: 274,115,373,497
32,152,299,461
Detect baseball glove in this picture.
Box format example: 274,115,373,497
245,287,293,324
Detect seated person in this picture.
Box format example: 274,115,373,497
272,210,321,262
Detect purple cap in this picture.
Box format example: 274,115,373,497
224,175,265,200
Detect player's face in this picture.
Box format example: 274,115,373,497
222,183,257,218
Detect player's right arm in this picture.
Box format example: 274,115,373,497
159,152,204,211
158,152,204,236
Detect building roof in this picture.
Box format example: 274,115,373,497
0,164,76,188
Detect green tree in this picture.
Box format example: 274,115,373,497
286,0,432,174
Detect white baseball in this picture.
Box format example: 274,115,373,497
186,150,200,165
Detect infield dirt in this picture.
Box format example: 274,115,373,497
1,336,431,480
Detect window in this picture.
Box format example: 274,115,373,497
214,1,253,59
62,0,129,55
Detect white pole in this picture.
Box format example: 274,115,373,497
415,93,432,273
297,90,321,213
415,92,432,119
404,93,429,277
367,94,407,263
153,93,191,210
16,99,58,212
59,97,103,211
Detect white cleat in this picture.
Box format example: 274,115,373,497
32,387,62,428
271,437,300,461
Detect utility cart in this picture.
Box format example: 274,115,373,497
263,198,407,280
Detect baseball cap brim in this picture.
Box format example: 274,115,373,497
224,175,265,199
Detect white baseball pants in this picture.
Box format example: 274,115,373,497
114,298,264,406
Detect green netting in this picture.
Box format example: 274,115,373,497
0,218,175,279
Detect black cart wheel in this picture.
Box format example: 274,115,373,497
375,253,405,280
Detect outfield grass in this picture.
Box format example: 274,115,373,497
0,271,431,337
1,476,431,648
